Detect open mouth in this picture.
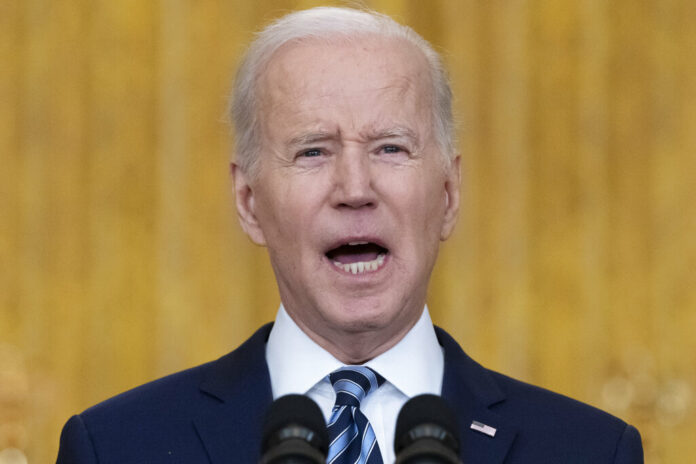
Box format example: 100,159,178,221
325,241,389,275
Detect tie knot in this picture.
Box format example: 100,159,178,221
329,366,385,407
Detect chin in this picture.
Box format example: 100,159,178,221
325,300,397,333
339,316,388,334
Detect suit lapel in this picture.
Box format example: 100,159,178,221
437,327,518,463
193,324,274,463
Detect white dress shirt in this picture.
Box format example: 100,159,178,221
266,304,444,463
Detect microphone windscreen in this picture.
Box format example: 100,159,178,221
261,394,329,455
394,394,460,455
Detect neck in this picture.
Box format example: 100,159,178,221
287,308,422,364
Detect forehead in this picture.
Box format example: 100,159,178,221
257,36,433,133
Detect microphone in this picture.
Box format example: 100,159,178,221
259,394,329,464
394,394,461,464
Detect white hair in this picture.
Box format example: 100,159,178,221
231,6,455,176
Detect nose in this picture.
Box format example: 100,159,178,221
331,150,377,209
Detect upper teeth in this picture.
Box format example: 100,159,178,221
348,241,369,246
333,254,386,275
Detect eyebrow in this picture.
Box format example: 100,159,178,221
287,131,340,147
361,126,419,143
286,125,419,147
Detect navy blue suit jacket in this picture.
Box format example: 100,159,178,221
57,324,643,463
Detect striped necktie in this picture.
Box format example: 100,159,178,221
326,366,385,464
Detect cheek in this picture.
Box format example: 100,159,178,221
385,172,446,226
408,187,448,270
252,186,293,243
255,182,324,244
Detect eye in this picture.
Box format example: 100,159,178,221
380,145,405,155
299,148,322,158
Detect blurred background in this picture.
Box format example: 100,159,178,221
1,0,695,462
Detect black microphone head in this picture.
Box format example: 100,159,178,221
261,394,329,462
394,394,460,458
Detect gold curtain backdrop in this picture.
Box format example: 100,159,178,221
1,0,694,462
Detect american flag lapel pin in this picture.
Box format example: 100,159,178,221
470,420,497,437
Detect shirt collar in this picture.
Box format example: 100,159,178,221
266,304,444,399
364,306,443,398
266,305,343,398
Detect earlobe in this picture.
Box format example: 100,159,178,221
231,163,267,246
440,155,461,241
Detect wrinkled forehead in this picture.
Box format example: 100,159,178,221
257,35,434,124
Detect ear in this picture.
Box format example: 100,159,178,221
440,155,461,241
231,163,267,246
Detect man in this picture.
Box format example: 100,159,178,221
57,7,643,463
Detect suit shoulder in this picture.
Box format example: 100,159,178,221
81,360,216,422
488,370,643,461
78,323,273,422
488,369,626,429
437,327,643,461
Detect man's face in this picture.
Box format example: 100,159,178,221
234,37,460,360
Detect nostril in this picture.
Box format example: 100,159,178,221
337,199,376,209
